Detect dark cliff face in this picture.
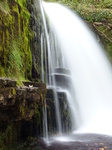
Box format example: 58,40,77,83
0,0,32,80
0,78,46,123
0,78,46,149
0,0,46,149
0,0,43,81
27,0,43,80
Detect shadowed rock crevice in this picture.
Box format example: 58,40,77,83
0,78,46,149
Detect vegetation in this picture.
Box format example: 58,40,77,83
0,0,33,84
0,123,21,150
0,0,112,80
0,0,42,149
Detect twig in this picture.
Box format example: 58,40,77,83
93,23,112,43
94,22,112,29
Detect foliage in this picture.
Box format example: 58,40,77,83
103,0,112,8
7,41,24,80
0,0,33,84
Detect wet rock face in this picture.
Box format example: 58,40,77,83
46,88,72,134
50,68,73,89
58,92,72,133
46,89,57,133
0,78,46,149
0,78,46,123
27,0,42,80
51,74,72,89
0,78,47,148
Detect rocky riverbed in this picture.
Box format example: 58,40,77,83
15,133,112,150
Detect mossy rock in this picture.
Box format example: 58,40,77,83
0,0,33,81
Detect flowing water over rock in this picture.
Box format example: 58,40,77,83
26,134,112,150
42,1,112,136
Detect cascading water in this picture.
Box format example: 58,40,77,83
43,99,48,141
40,0,62,135
41,33,45,82
42,1,112,136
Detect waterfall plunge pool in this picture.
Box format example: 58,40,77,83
25,133,112,149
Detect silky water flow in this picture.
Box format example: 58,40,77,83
40,0,112,142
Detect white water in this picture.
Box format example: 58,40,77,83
44,37,48,84
57,88,80,130
41,33,45,82
43,1,112,135
40,1,62,134
43,99,48,141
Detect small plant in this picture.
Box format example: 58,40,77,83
104,0,112,8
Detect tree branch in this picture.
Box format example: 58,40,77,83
93,23,112,43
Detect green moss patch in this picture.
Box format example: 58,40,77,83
0,0,33,83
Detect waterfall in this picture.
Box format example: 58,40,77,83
41,33,45,82
44,37,48,84
40,0,62,135
42,1,112,135
43,99,48,141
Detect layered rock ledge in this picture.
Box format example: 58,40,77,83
0,78,46,149
0,77,46,123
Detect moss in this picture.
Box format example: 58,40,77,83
0,0,33,81
34,105,41,126
4,125,13,148
6,29,10,48
10,87,16,95
22,8,30,20
0,138,7,150
15,0,26,7
16,80,24,86
0,62,4,77
20,105,25,117
0,123,22,150
12,5,21,37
